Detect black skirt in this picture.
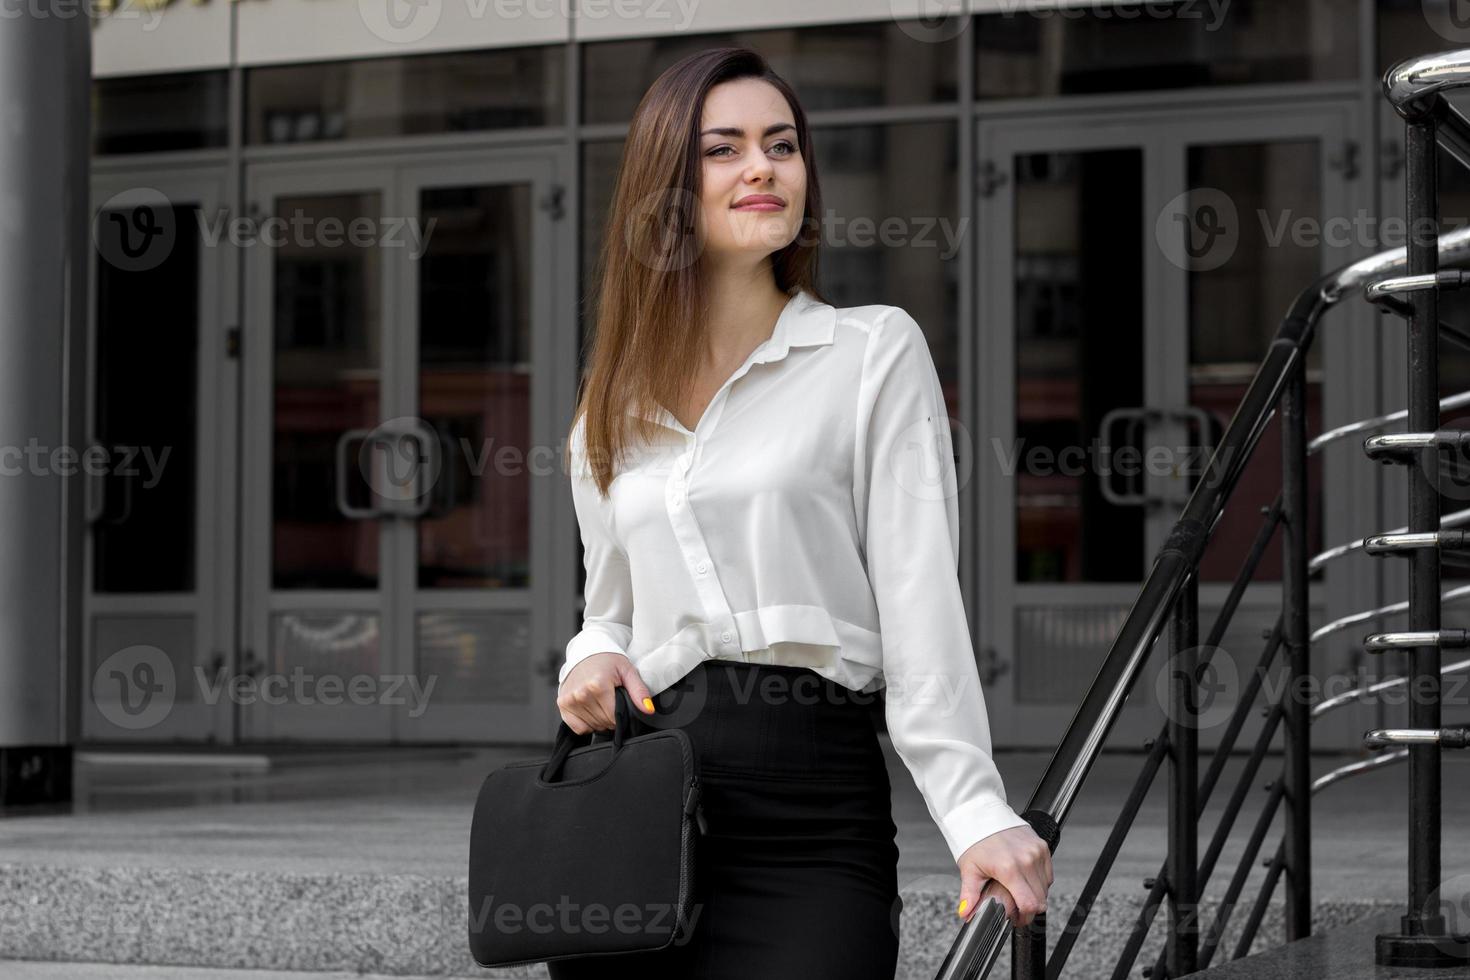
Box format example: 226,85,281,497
547,659,903,980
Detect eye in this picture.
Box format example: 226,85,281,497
706,145,734,158
771,139,797,155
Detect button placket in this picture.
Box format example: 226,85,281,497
662,319,793,662
665,401,751,658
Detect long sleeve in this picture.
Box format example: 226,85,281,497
854,307,1030,863
560,419,635,689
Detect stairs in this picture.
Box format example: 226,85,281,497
1179,909,1470,978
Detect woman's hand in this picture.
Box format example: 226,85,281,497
557,652,657,733
955,825,1054,928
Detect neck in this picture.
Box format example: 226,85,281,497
701,263,791,365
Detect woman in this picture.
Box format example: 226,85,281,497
553,46,1052,979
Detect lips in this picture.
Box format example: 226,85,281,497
732,195,785,210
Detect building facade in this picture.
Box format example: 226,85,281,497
75,0,1467,750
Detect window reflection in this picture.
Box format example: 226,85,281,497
93,203,200,592
417,184,532,589
1186,142,1324,583
272,192,382,590
246,46,564,144
1013,149,1145,584
582,22,958,124
978,0,1356,100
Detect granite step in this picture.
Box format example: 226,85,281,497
1179,908,1470,978
0,862,1406,979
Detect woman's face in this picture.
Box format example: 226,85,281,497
697,77,806,268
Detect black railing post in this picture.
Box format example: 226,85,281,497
1167,576,1199,977
1281,350,1312,942
1010,910,1045,980
1376,107,1448,967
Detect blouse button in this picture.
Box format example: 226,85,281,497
720,630,733,644
696,561,708,574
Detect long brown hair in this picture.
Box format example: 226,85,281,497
567,47,829,497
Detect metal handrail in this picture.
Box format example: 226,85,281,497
937,55,1470,977
1310,584,1470,645
1308,506,1470,574
1366,48,1470,965
1384,50,1470,166
936,220,1470,978
1309,389,1470,455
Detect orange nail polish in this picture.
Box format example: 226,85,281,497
643,697,655,713
957,899,968,917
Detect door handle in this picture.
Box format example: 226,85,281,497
389,424,441,519
1098,405,1217,508
334,427,397,519
85,440,107,525
977,646,1010,688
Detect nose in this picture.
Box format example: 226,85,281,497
745,151,775,182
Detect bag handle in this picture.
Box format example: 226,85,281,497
539,685,640,784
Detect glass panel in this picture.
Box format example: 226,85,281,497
1013,148,1145,584
580,140,624,360
417,611,531,704
1185,142,1325,584
92,615,197,706
818,122,960,412
245,46,565,145
977,0,1357,100
1378,0,1470,78
416,184,533,589
1015,605,1128,704
272,192,382,590
92,72,229,155
269,611,380,677
582,21,959,124
92,202,199,593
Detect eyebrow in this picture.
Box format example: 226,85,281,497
699,122,797,139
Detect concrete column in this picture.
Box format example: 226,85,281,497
0,1,91,804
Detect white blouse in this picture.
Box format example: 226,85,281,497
562,288,1029,862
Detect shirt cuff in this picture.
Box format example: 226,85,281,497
560,626,632,687
939,796,1032,863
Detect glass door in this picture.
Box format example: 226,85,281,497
977,100,1368,750
241,151,560,742
242,167,396,740
394,157,559,742
977,123,1160,750
83,171,235,742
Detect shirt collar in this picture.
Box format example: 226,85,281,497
626,289,835,430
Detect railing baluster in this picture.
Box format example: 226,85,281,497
1167,578,1199,977
1383,104,1448,965
1280,349,1312,943
1011,910,1045,980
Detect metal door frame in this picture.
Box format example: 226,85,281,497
393,152,562,743
83,165,236,743
242,146,566,742
976,97,1375,748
